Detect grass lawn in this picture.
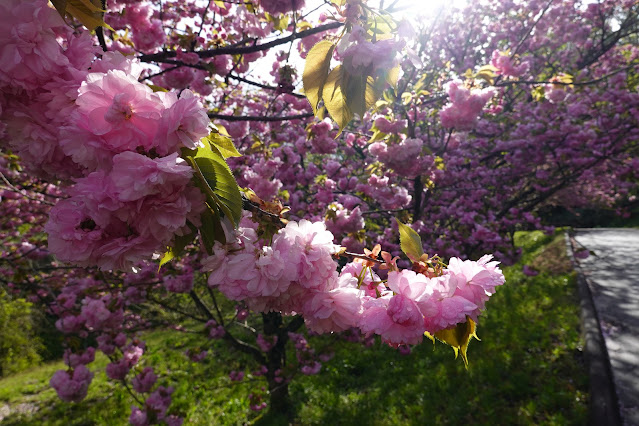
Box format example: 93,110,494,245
0,230,588,425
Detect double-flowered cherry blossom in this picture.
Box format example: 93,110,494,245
205,215,505,347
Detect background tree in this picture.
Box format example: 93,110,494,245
0,0,637,424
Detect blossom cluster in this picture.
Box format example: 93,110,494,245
130,386,183,426
0,0,211,272
368,137,426,178
439,80,495,131
259,0,305,15
205,216,505,347
490,50,530,78
49,365,94,403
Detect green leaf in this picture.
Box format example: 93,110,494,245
203,132,241,159
200,204,226,254
50,0,112,31
158,229,197,270
395,219,424,262
303,41,336,116
428,317,479,368
187,149,243,227
322,65,354,134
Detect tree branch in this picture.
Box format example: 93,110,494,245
208,112,313,121
139,21,343,63
228,74,306,99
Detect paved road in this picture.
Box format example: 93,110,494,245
573,228,639,425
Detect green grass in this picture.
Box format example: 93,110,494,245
0,230,588,425
0,329,261,425
291,230,588,425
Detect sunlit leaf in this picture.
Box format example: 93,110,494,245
531,86,545,102
396,219,424,262
203,132,241,159
430,317,479,368
322,65,354,133
50,0,111,31
159,250,174,269
303,41,336,115
368,130,388,143
365,75,386,113
148,84,168,92
158,229,197,270
366,11,397,41
475,64,498,85
386,64,401,88
265,12,289,32
344,71,368,117
554,73,573,86
211,123,231,137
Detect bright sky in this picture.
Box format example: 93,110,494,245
249,0,469,82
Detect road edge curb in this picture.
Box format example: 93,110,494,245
565,230,622,426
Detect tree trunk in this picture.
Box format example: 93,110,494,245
262,312,294,421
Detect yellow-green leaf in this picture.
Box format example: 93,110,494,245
431,317,479,368
556,73,573,85
203,132,241,159
148,84,168,92
344,71,368,118
159,250,175,270
531,85,545,102
396,219,424,262
265,12,289,31
366,11,397,41
386,64,401,88
365,75,385,114
322,65,354,133
303,41,336,116
368,129,388,143
158,228,197,270
50,0,110,31
475,64,498,85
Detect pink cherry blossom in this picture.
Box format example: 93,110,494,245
50,365,93,403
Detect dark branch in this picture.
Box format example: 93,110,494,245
228,74,306,99
208,112,313,122
138,21,343,63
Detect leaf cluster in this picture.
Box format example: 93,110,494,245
161,129,243,268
